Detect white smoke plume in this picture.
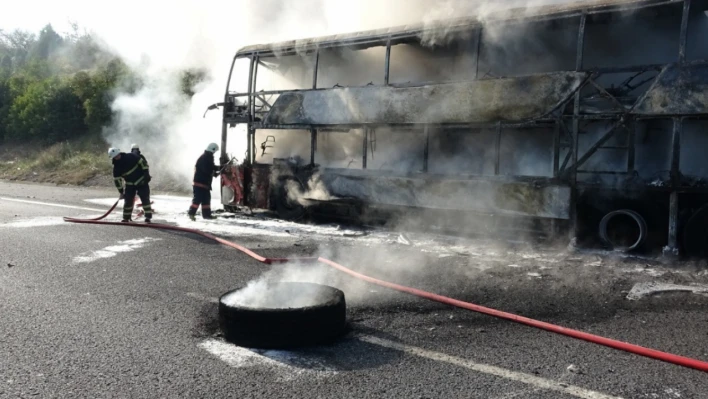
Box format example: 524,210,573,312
59,0,590,191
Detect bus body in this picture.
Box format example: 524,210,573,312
215,0,708,257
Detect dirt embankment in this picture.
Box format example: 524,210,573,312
0,138,189,194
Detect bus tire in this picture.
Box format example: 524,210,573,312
599,209,648,252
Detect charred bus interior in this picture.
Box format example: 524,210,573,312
213,0,708,258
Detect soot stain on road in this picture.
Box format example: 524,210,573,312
192,302,221,339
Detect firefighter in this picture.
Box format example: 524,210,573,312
130,143,149,212
189,142,220,221
108,147,153,223
131,143,148,165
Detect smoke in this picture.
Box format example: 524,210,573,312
221,279,335,308
75,0,593,191
61,0,708,306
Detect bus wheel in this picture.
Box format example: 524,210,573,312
599,209,648,252
682,204,708,259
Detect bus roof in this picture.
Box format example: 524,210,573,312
235,0,679,58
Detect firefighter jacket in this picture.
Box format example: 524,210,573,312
193,151,219,191
131,149,149,167
112,152,151,194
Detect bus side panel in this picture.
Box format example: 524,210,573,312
316,170,571,220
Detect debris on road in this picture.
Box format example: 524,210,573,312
626,282,708,300
397,234,412,246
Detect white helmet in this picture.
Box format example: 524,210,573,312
108,148,121,159
206,143,219,153
131,143,139,150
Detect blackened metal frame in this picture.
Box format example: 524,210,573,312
223,0,697,254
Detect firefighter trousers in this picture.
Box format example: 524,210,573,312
124,184,152,221
189,186,212,218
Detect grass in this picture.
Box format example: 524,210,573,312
0,135,113,185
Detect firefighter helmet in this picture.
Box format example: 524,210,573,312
206,143,219,153
131,143,139,150
108,148,121,159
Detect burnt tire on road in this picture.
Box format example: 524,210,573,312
218,282,347,349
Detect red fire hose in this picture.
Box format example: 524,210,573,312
63,206,708,374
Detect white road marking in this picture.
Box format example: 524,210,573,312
198,339,337,382
0,197,106,212
357,335,623,399
73,237,161,263
0,216,65,228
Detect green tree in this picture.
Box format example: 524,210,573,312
29,24,63,61
6,77,86,142
0,54,12,73
68,33,103,71
180,68,208,98
72,58,133,133
0,78,11,142
0,29,36,71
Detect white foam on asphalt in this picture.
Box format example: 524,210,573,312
626,282,708,300
85,195,381,240
358,335,623,399
73,237,161,263
79,195,708,282
0,197,105,212
198,339,337,382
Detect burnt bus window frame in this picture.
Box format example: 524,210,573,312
224,0,695,169
685,0,708,62
227,0,690,94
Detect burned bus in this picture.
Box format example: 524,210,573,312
211,0,708,258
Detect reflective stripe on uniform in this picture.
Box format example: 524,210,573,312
125,176,145,186
121,163,140,178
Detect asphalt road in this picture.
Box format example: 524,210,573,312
1,180,708,399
